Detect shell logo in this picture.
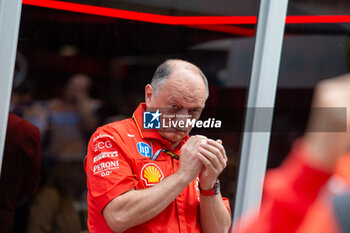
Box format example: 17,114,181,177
141,163,164,186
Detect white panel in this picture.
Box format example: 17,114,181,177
0,0,22,174
233,0,289,229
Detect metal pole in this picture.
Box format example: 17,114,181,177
233,0,289,227
0,0,23,175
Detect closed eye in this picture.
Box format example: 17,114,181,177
189,108,200,114
169,104,180,113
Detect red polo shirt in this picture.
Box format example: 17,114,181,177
84,103,230,233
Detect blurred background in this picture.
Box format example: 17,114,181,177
1,0,350,232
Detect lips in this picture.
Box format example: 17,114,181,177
175,128,188,133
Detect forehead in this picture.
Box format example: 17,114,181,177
157,70,207,107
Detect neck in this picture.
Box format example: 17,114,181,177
171,141,181,150
157,131,181,150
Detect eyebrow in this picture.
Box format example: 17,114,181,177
166,94,205,108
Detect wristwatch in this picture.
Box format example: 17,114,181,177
199,179,220,196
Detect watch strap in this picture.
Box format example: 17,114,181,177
199,179,220,196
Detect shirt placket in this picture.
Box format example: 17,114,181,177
176,194,188,233
171,156,188,233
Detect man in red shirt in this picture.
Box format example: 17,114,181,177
84,59,231,233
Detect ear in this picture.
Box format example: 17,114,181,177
145,84,153,106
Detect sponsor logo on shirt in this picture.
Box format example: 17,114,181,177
137,142,151,157
93,160,119,177
141,163,164,186
94,140,113,152
93,151,118,163
93,134,114,143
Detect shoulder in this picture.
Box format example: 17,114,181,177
93,117,133,136
89,117,138,148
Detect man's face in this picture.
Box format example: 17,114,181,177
145,70,207,144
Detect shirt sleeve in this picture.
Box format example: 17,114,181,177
235,139,332,233
84,129,138,213
222,197,231,214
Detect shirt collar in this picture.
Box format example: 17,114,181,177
132,103,189,148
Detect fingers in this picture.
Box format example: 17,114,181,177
188,135,208,151
198,139,227,170
206,139,228,163
184,136,227,171
195,135,208,140
198,151,219,174
181,135,208,158
214,139,227,163
185,135,203,148
199,145,220,170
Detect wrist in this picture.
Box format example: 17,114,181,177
199,178,217,190
199,179,220,196
175,171,193,186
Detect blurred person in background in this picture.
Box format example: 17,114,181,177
43,73,102,164
10,73,102,165
22,74,101,232
233,74,350,233
0,114,41,233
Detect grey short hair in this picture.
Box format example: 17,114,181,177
150,59,209,99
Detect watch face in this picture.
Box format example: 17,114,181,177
215,180,221,195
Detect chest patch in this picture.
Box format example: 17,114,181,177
141,163,164,186
136,142,152,157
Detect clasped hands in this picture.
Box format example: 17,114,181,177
178,135,228,190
